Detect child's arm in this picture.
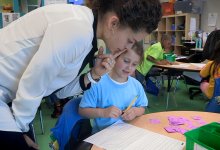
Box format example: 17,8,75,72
121,107,145,121
147,55,171,65
200,61,213,78
79,106,122,119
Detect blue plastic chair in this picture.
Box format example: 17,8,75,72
50,96,92,150
205,78,220,113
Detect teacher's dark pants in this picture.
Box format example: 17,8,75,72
0,131,36,150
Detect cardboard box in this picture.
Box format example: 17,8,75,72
162,2,174,16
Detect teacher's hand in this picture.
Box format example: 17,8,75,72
23,134,39,149
91,48,126,79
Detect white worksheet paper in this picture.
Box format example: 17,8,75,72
84,121,185,150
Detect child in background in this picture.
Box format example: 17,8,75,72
79,42,148,133
135,34,172,90
200,40,220,99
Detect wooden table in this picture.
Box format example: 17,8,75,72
154,62,203,72
91,111,220,150
190,48,203,52
153,62,205,109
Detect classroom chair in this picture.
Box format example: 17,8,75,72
38,104,44,134
30,94,62,143
184,76,201,99
28,102,45,143
205,78,220,113
6,101,44,143
144,68,162,96
50,96,92,150
177,53,203,99
146,68,165,89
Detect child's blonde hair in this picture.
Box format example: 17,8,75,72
130,42,144,64
115,42,144,64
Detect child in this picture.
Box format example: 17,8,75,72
200,40,220,99
79,42,148,133
135,34,172,88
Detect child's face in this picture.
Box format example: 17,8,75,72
163,39,172,50
112,48,140,80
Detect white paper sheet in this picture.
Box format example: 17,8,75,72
84,121,185,150
190,17,196,32
208,13,218,27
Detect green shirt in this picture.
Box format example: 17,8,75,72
137,42,164,76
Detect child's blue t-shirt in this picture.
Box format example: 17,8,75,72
79,74,148,133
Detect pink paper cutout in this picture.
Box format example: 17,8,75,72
187,125,197,130
198,121,206,125
164,126,188,134
164,126,176,133
149,118,161,124
192,116,202,120
168,116,186,126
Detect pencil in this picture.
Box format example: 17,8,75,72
124,96,138,112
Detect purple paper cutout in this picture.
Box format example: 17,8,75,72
198,121,206,125
149,118,161,124
187,125,197,130
164,126,176,133
164,126,188,134
192,116,202,120
176,127,188,134
163,115,210,135
168,116,186,126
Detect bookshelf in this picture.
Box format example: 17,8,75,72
150,13,200,55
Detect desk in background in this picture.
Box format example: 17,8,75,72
154,62,203,72
153,62,205,109
181,41,203,56
91,111,220,150
190,48,203,52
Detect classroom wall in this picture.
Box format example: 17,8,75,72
159,0,220,33
201,0,220,33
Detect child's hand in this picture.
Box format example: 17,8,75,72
157,60,171,65
170,61,180,65
103,106,122,118
121,108,136,121
23,134,39,149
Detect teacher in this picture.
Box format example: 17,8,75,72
0,0,161,149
